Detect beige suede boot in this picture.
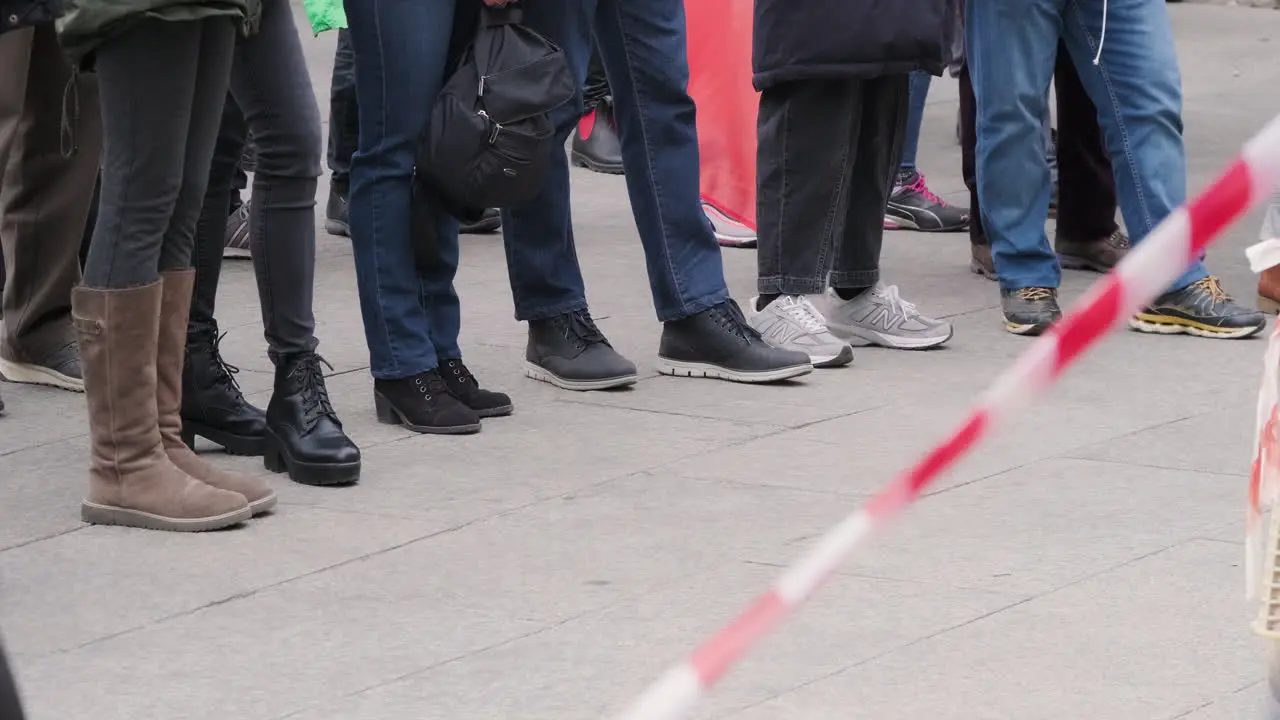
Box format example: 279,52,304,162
157,271,276,515
74,282,251,531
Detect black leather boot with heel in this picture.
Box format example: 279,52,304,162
180,328,267,456
263,352,361,486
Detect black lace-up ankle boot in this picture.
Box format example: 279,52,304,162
373,369,481,434
181,328,266,456
264,352,361,485
439,359,512,418
525,309,637,391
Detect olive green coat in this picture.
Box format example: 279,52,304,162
57,0,261,67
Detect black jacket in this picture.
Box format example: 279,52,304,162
752,0,952,90
0,0,63,33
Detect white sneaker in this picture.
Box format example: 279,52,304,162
812,283,952,349
747,295,853,368
703,203,757,248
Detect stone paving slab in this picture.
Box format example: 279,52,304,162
3,4,1280,719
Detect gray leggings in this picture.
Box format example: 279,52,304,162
82,17,236,289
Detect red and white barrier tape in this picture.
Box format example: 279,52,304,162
612,114,1280,720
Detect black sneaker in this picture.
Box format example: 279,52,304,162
374,370,481,434
526,310,638,391
571,98,624,175
1131,276,1267,339
440,358,513,418
656,300,812,383
181,329,267,456
325,185,350,237
460,209,502,234
264,352,362,485
884,171,970,233
1001,287,1062,336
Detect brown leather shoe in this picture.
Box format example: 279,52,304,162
74,282,251,531
1260,266,1280,314
1056,229,1130,273
970,243,996,281
157,271,276,515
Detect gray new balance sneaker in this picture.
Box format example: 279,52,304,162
812,284,952,349
747,295,853,368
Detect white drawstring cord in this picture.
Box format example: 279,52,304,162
1093,0,1108,65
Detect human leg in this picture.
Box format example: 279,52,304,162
325,28,356,237
958,62,996,279
1052,39,1127,272
344,0,480,432
233,0,359,483
967,0,1065,335
77,17,250,531
750,78,857,368
0,26,100,392
1063,0,1262,338
899,70,930,174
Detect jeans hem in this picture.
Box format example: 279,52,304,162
757,274,828,296
829,269,880,288
657,287,729,323
370,358,438,382
515,297,590,323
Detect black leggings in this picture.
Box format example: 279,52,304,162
81,17,236,289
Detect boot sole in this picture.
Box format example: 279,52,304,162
654,358,812,384
477,404,514,418
0,358,84,392
373,393,482,435
571,152,624,175
81,500,251,532
181,422,265,457
263,430,361,486
460,217,502,234
524,362,637,391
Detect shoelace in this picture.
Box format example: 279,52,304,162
776,296,830,334
905,173,947,206
1192,276,1231,303
443,359,477,388
288,353,337,429
196,331,245,394
1108,229,1131,249
555,310,608,350
711,300,764,342
874,284,920,319
1017,287,1056,302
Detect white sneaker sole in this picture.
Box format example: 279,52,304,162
525,361,638,391
654,357,812,384
827,323,953,350
1128,315,1265,339
0,357,84,392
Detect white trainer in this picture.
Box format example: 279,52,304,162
747,295,853,368
812,283,952,349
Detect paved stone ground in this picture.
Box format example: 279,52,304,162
3,5,1280,720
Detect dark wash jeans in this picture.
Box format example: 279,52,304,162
343,0,462,380
327,28,357,193
756,76,908,295
499,0,729,323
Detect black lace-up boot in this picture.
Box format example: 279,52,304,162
373,369,481,434
657,300,812,383
525,310,638,391
439,359,512,417
264,352,361,485
181,328,266,456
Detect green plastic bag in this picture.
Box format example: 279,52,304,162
304,0,347,33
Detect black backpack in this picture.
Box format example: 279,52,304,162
417,6,575,217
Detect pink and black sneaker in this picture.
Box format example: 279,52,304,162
884,170,970,233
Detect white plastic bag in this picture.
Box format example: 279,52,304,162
1247,231,1280,602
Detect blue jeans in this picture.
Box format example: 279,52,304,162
500,0,729,323
343,0,461,379
899,70,931,173
967,0,1207,292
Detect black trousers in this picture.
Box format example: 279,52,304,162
959,42,1118,247
756,76,908,295
582,42,609,109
